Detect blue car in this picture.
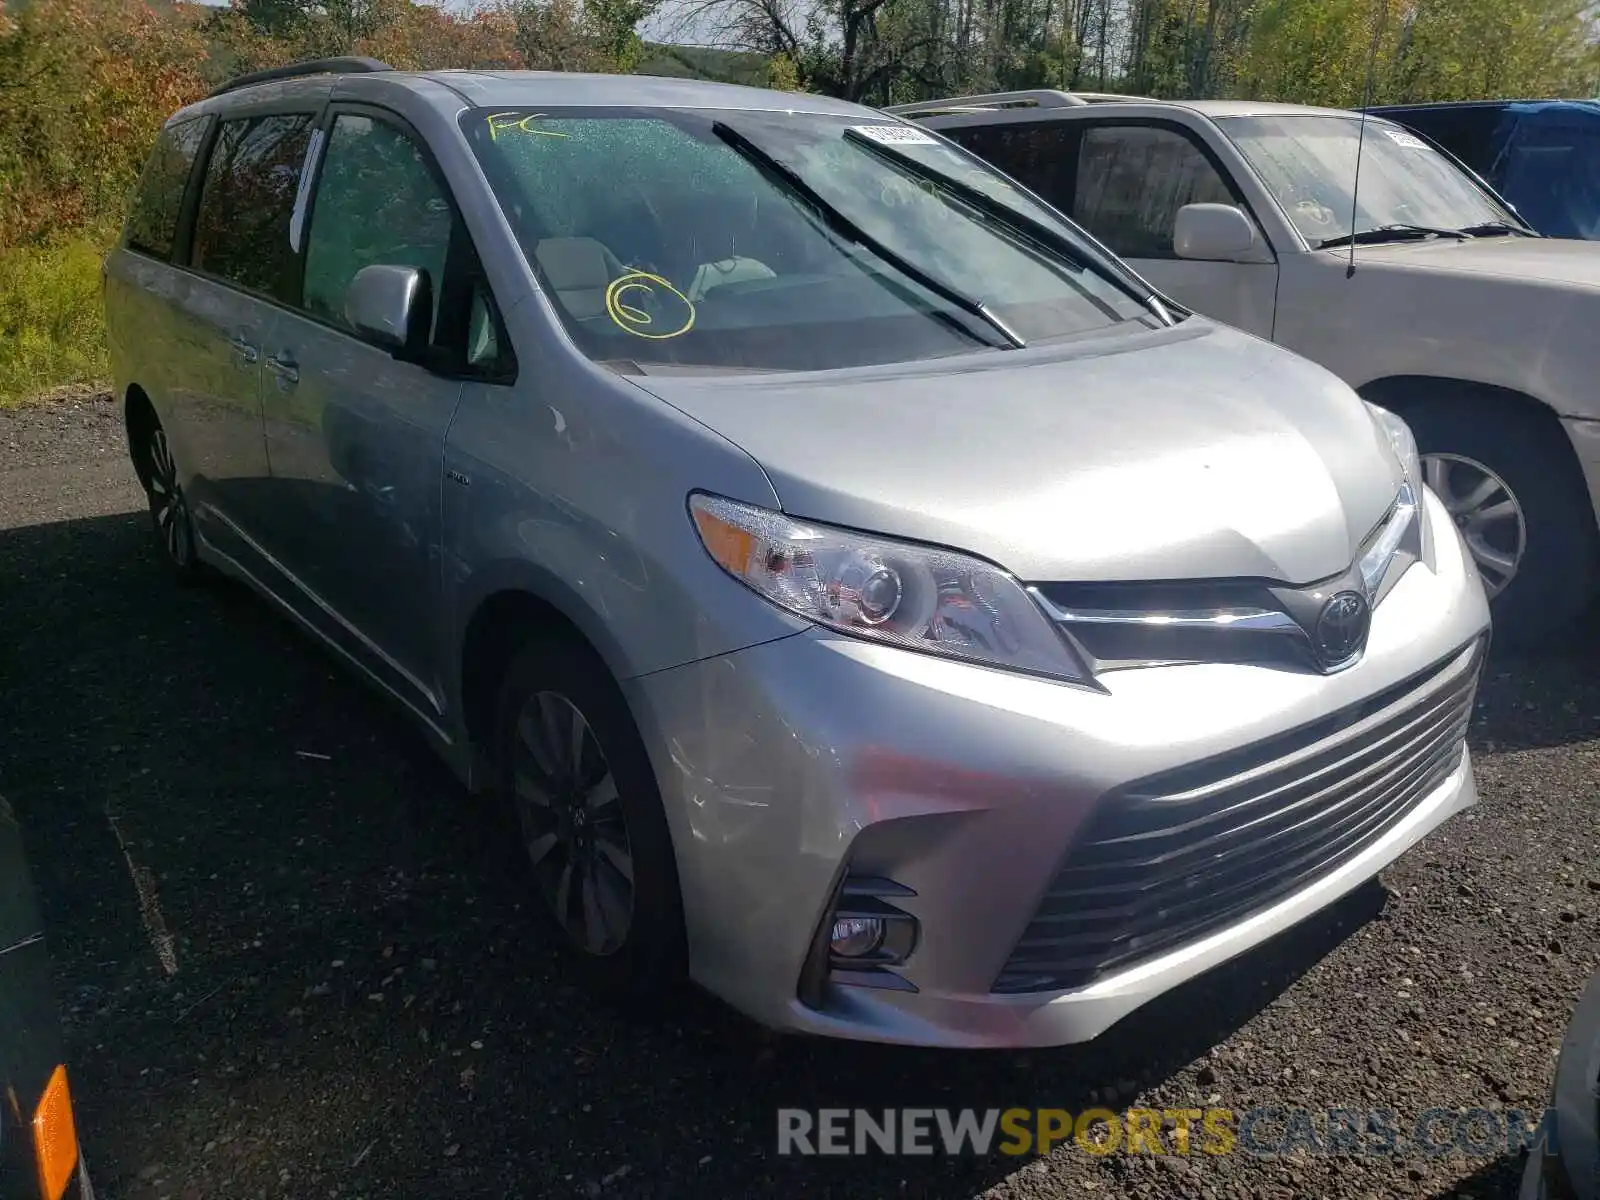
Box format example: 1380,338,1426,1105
1372,99,1600,240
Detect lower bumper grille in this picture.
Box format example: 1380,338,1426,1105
994,636,1486,994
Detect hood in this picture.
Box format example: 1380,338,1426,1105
1353,235,1600,288
628,321,1403,585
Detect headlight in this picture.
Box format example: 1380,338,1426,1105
1358,480,1419,596
1360,404,1426,600
689,493,1094,684
1367,401,1422,484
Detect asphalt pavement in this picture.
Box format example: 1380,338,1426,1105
2,392,1596,1200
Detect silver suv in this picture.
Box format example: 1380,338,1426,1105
896,89,1600,646
106,60,1489,1048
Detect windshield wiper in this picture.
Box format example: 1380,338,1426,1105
711,121,1025,350
841,127,1177,327
1456,219,1538,238
1317,223,1471,249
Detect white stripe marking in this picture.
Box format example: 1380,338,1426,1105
106,804,177,976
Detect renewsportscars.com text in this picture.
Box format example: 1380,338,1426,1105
776,1106,1558,1159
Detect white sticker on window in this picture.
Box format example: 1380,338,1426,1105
849,124,939,146
1383,128,1429,150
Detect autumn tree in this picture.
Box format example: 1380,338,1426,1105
0,0,209,247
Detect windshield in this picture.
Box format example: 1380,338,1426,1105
1216,114,1517,246
459,106,1152,372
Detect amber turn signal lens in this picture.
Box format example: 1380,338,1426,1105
32,1064,79,1200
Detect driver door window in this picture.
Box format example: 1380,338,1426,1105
302,114,454,336
1070,122,1277,339
1072,124,1236,259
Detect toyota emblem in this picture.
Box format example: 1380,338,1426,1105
1315,590,1371,669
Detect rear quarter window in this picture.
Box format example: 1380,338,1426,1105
124,117,209,261
942,121,1078,211
190,112,317,301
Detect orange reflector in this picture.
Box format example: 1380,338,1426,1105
691,505,760,577
32,1064,78,1200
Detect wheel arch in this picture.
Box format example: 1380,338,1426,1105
1356,373,1597,532
124,383,159,491
455,564,637,767
1356,374,1564,429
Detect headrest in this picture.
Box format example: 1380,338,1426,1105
534,237,616,291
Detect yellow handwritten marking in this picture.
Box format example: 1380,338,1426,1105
485,111,570,141
604,272,695,340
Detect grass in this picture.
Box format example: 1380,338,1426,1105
0,236,112,406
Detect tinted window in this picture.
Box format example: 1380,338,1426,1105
191,113,316,299
1375,107,1504,176
1496,116,1600,239
1073,125,1235,259
302,114,454,335
943,122,1077,211
125,117,208,260
461,106,1150,373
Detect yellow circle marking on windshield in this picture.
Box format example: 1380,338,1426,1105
485,112,570,141
605,272,696,340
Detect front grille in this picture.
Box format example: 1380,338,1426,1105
993,636,1486,994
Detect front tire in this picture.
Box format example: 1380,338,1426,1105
1401,396,1598,648
493,635,686,997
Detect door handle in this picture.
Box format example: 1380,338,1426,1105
266,353,300,387
229,335,259,365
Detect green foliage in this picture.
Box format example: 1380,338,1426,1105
763,50,802,90
0,236,110,405
636,42,770,84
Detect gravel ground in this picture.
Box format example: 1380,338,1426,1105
1,392,1596,1200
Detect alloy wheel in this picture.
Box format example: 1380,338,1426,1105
1423,452,1527,599
510,690,635,956
147,427,195,567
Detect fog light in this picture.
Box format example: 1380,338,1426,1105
830,916,885,958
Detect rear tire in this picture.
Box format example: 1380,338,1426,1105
134,414,202,579
1400,395,1597,649
493,634,686,998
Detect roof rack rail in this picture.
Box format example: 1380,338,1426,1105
1071,91,1160,104
208,56,394,100
885,89,1087,118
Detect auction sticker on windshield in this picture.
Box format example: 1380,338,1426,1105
1383,128,1429,150
850,124,939,145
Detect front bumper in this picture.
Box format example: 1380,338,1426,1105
628,488,1490,1047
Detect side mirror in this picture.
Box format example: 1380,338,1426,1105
1174,203,1271,264
345,264,431,355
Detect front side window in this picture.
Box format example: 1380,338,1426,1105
1073,124,1237,259
302,114,454,335
125,116,209,260
460,106,1152,373
191,112,316,299
1217,114,1518,245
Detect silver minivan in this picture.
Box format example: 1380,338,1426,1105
105,59,1490,1048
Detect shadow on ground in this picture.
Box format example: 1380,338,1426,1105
0,511,1583,1198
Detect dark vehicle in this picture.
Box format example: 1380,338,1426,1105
1522,966,1600,1199
1372,100,1600,240
0,796,90,1200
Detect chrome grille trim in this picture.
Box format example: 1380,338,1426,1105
1028,590,1303,634
1030,485,1421,674
993,636,1485,995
